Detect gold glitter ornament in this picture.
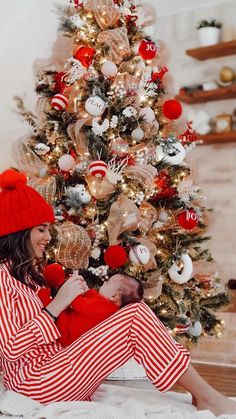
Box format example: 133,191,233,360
28,176,57,205
55,222,91,269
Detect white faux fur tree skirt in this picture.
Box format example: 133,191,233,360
0,382,236,419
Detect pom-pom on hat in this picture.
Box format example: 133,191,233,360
0,169,55,237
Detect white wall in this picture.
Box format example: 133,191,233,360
0,0,235,171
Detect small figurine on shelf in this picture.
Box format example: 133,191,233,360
196,19,222,46
215,113,233,133
217,66,235,87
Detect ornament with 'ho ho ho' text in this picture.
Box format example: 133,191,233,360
85,95,106,116
177,209,198,230
156,141,186,165
138,39,157,60
129,244,150,265
58,154,75,172
101,61,118,78
51,94,68,111
88,160,108,178
168,253,193,284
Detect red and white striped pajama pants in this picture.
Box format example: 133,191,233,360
13,301,190,404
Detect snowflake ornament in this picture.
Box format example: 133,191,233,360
122,106,137,118
69,14,85,28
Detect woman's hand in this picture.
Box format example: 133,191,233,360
46,274,88,318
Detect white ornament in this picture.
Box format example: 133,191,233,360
131,127,144,142
85,95,106,116
139,106,155,123
101,61,118,78
34,143,50,156
188,321,202,337
123,106,137,118
168,253,193,284
158,209,169,223
92,118,109,136
110,115,118,128
129,245,150,265
74,184,91,204
64,58,85,85
58,154,75,172
91,247,101,260
69,14,85,28
156,142,186,165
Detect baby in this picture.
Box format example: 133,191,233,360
39,273,143,347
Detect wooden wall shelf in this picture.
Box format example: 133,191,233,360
198,131,236,144
186,39,236,60
176,84,236,104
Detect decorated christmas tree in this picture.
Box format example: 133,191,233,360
14,0,229,344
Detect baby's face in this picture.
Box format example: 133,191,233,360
99,274,123,301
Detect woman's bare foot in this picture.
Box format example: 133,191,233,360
196,393,236,416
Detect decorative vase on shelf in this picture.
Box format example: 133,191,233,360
196,19,222,47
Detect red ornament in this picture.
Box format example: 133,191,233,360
51,94,68,111
138,40,157,60
178,122,198,145
54,72,66,93
177,210,198,230
43,263,66,288
73,46,96,68
88,160,108,178
104,245,128,269
162,99,182,120
151,66,168,82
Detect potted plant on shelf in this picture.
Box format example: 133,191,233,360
196,19,222,46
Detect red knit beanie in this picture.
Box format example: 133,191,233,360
0,169,55,237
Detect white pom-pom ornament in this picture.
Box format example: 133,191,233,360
168,253,193,284
101,61,118,78
51,94,68,111
156,142,186,165
131,127,144,142
88,160,108,178
85,95,106,116
188,321,202,337
58,154,75,172
139,106,155,123
129,245,150,265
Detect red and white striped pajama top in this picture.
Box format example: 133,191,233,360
0,264,190,405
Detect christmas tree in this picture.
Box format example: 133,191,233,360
14,0,229,345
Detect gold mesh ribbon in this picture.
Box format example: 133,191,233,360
12,138,48,177
107,194,141,245
28,176,57,205
56,222,91,269
139,202,157,234
67,116,91,156
125,164,157,190
97,27,131,64
84,0,120,29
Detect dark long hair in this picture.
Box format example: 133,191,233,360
0,229,47,289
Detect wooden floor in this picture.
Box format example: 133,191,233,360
107,362,236,397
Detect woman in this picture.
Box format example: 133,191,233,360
0,169,235,415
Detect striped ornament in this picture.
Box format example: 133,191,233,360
51,94,68,111
88,160,108,178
